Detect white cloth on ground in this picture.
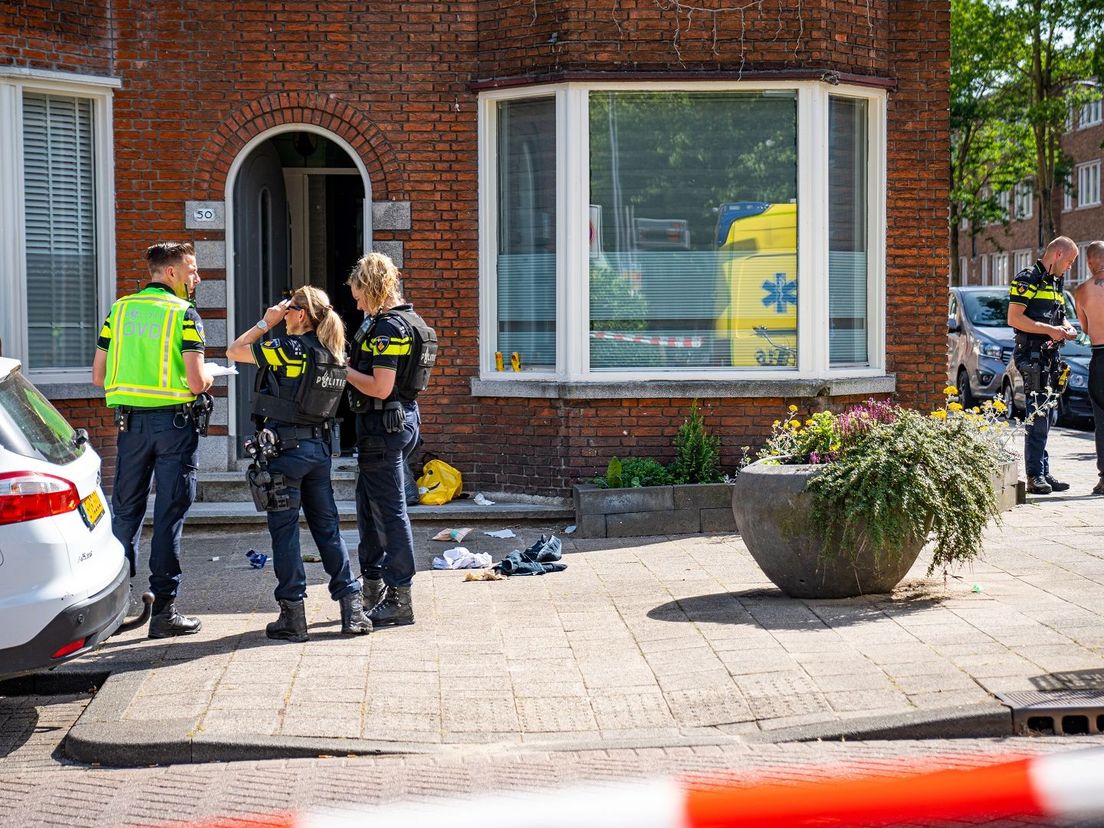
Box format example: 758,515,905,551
431,546,493,570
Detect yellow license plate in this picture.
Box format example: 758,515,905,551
80,490,105,530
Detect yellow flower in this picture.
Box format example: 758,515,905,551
805,419,814,426
788,404,798,413
948,402,964,412
943,385,958,396
993,400,1007,413
772,420,781,427
930,410,948,420
788,420,801,431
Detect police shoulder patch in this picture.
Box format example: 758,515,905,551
1014,283,1029,295
373,335,391,354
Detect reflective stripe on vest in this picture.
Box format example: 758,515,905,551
104,288,197,408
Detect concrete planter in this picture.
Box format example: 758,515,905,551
992,459,1020,512
731,464,924,599
573,483,736,538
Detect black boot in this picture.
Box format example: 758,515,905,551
339,591,372,635
148,601,202,639
362,577,386,610
367,585,414,627
266,599,308,642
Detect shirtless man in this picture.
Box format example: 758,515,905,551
1073,240,1104,496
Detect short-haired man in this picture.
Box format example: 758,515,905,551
92,243,214,637
1074,241,1104,495
1007,236,1079,495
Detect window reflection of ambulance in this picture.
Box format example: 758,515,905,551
714,202,797,367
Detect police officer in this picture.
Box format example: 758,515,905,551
1007,236,1080,495
226,286,370,641
92,242,212,638
345,253,423,627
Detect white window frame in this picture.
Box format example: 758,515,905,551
978,254,989,285
0,67,118,385
1076,160,1101,208
1076,243,1090,282
993,252,1009,284
1080,98,1102,129
478,80,887,384
1014,249,1032,275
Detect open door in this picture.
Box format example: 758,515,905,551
233,141,290,453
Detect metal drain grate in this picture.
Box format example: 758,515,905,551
997,690,1104,736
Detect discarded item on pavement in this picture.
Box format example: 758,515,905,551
564,524,576,534
472,492,496,506
417,458,463,505
972,583,983,593
484,529,516,539
494,535,566,576
432,547,493,570
302,554,321,563
464,569,505,582
246,549,269,569
209,556,220,562
432,527,473,542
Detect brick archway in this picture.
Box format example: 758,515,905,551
191,91,407,200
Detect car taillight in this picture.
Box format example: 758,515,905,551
0,471,80,525
52,638,86,659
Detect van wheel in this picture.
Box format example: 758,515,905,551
957,369,974,408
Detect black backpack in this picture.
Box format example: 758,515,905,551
384,308,437,400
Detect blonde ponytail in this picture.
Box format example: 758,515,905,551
291,285,346,364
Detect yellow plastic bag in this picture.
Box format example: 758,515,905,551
417,459,462,505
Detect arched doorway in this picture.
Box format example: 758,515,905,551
227,126,371,461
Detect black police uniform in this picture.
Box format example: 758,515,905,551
1009,261,1068,484
250,333,361,605
353,306,421,613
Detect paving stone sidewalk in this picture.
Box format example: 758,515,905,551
49,427,1104,762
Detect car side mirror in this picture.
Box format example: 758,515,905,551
947,317,960,333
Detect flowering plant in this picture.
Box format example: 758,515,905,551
745,391,1005,574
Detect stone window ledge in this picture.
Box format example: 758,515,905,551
470,375,896,400
32,381,104,401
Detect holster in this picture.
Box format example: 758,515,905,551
191,392,214,436
246,462,290,512
113,408,131,433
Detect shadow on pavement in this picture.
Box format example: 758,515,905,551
647,588,942,628
1031,668,1104,692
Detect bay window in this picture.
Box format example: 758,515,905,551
479,82,885,387
0,69,116,385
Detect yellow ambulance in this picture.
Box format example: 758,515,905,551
714,202,797,367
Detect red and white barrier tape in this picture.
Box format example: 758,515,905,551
182,748,1104,828
590,331,703,348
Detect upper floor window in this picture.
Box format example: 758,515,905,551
1013,181,1033,220
1080,98,1102,129
1014,249,1033,274
481,82,886,383
1076,161,1101,208
0,70,117,382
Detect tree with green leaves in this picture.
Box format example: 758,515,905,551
950,0,1104,283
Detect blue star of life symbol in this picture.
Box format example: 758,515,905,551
762,272,797,314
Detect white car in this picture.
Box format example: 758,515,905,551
0,356,137,680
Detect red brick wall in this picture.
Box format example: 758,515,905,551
2,0,950,497
0,0,113,75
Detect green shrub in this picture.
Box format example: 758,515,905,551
671,400,722,484
594,456,674,488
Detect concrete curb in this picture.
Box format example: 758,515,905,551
744,703,1014,744
62,670,1017,767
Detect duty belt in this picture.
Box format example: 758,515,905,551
116,403,193,415
273,424,329,440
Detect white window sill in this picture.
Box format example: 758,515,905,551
470,374,896,400
31,381,103,400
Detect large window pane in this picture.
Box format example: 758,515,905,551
496,98,556,371
588,91,797,370
828,97,868,366
22,93,98,370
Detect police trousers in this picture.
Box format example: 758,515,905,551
355,402,419,588
264,437,359,603
1015,347,1059,478
111,409,198,600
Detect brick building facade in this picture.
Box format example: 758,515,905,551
957,100,1104,288
1,1,950,497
